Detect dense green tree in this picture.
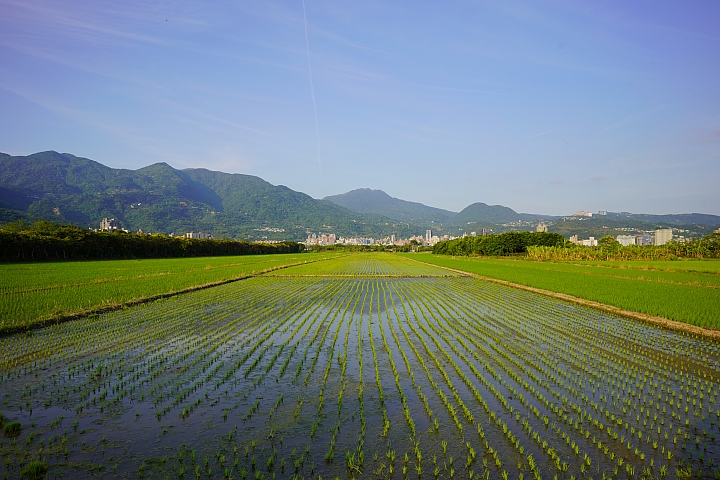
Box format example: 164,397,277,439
598,235,620,248
0,221,302,262
525,233,720,261
432,231,567,256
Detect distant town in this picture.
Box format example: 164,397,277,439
97,210,713,248
305,227,679,248
98,217,214,239
304,228,489,247
303,210,703,247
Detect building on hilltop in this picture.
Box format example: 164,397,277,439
100,218,121,231
654,229,672,246
536,223,548,233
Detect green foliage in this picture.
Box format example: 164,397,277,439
0,222,302,262
408,254,720,328
3,421,21,436
703,232,720,255
21,460,48,479
432,231,567,256
0,151,422,239
449,202,523,225
0,252,332,333
269,253,454,277
527,233,720,261
548,215,718,240
598,235,620,248
324,188,456,224
0,254,717,477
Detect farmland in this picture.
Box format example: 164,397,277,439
403,255,720,330
1,253,719,479
0,253,340,334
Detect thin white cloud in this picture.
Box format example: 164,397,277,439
600,105,669,133
525,131,550,139
0,42,164,89
0,0,179,48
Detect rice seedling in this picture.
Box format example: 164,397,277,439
0,253,717,478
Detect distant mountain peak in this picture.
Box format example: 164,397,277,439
0,151,421,240
325,188,456,225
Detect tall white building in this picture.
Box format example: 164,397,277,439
616,235,635,246
100,218,120,231
425,230,432,242
654,229,672,246
580,237,598,247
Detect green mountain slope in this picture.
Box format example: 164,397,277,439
606,212,720,226
324,188,456,225
451,202,524,224
0,152,420,240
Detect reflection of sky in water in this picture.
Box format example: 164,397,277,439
1,274,719,478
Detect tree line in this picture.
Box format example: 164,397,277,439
526,234,720,261
432,230,720,260
0,221,303,262
432,231,568,256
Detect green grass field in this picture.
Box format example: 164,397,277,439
1,254,718,478
268,252,460,277
402,254,720,329
0,253,340,333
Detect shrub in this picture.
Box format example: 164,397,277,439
3,421,21,436
21,460,48,479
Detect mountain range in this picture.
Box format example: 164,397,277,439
323,189,718,230
1,151,718,240
0,151,419,239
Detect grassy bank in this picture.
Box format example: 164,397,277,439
401,254,720,329
0,253,339,333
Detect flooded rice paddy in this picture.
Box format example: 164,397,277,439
1,254,719,479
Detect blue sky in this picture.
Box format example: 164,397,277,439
1,1,718,215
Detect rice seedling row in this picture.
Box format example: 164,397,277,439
1,254,718,479
406,254,720,329
268,255,462,278
0,253,339,332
